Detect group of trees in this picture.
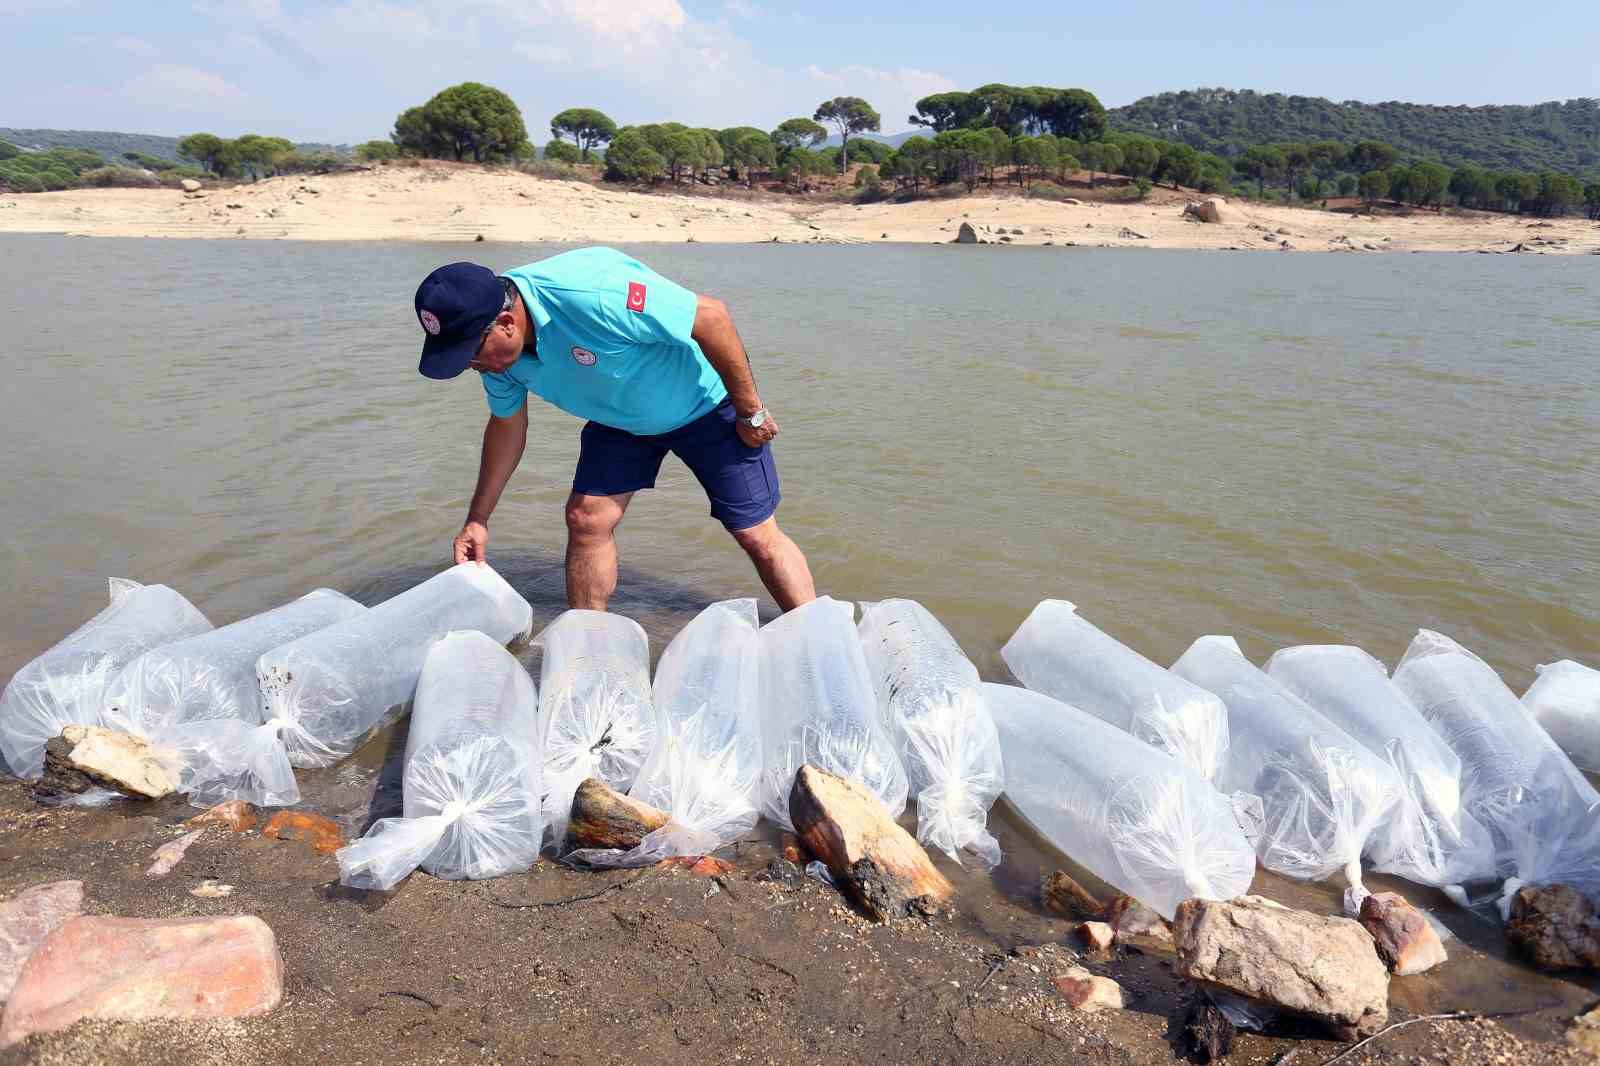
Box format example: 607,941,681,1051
174,132,343,180
1110,88,1600,181
391,82,531,163
0,137,214,191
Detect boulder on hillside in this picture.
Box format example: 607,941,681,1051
180,178,202,193
1183,197,1230,224
954,222,978,244
1174,895,1389,1039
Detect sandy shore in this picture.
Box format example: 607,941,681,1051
1,161,1597,254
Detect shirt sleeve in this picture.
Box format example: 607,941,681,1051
480,370,527,418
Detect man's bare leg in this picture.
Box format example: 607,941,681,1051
564,491,632,610
730,516,816,612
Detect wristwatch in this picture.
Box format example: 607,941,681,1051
739,408,770,429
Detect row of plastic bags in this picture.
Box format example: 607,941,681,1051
996,598,1600,916
0,566,534,808
343,594,1009,888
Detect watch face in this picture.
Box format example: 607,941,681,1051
747,410,767,427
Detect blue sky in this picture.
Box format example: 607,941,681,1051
2,0,1596,144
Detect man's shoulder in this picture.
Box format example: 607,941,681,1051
507,246,637,293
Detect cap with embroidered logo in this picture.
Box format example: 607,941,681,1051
413,262,504,380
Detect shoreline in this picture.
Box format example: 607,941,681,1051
2,162,1597,254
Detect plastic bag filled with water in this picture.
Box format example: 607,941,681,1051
533,609,656,850
859,598,1003,868
98,588,367,806
1393,631,1600,910
337,630,544,890
1002,599,1228,782
1,579,212,778
757,596,907,832
1172,635,1402,911
1522,660,1600,774
257,564,532,769
568,600,761,867
1265,644,1497,890
985,682,1256,920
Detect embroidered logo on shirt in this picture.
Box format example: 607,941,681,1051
571,346,597,366
418,309,441,335
626,282,647,313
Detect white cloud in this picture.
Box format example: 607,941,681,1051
128,63,246,106
806,64,956,132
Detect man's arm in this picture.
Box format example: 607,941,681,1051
454,406,529,564
691,294,776,447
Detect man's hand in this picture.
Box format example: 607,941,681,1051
453,520,489,565
736,409,778,448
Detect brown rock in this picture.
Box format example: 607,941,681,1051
1359,892,1447,975
1077,921,1114,955
1183,197,1229,223
779,831,808,865
1507,884,1600,971
1041,869,1102,919
1174,895,1388,1038
659,856,734,878
185,800,258,833
1051,966,1123,1011
1569,1004,1600,1056
0,882,83,1003
1180,995,1236,1063
1104,894,1174,950
788,765,953,922
566,778,669,851
145,830,203,879
36,726,176,800
261,810,344,855
0,915,282,1048
954,222,977,244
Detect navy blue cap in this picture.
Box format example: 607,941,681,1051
414,262,503,380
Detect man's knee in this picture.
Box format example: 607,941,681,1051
730,516,784,563
565,494,623,542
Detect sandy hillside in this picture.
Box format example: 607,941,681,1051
1,161,1597,254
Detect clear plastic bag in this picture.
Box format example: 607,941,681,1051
1523,660,1600,774
984,683,1256,920
1393,631,1600,910
1002,599,1228,782
533,609,657,851
257,564,532,768
1265,644,1497,890
568,600,761,867
1172,635,1403,910
756,596,907,832
858,598,1003,868
337,630,544,890
96,588,367,807
0,579,212,778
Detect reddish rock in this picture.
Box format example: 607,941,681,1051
145,830,203,879
1359,892,1447,975
0,915,282,1048
261,810,344,854
0,882,83,1003
185,800,259,833
1104,893,1174,950
1051,966,1123,1011
1506,884,1600,971
1077,920,1114,955
779,831,808,865
1041,870,1102,919
660,856,735,878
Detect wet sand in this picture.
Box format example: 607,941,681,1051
3,723,1597,1065
2,160,1597,254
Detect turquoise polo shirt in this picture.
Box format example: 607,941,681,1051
480,247,728,435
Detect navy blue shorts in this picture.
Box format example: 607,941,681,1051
572,400,782,532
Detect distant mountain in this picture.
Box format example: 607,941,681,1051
1108,89,1600,178
817,130,924,149
0,128,350,164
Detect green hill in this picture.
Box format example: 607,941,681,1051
0,128,350,165
1108,89,1600,178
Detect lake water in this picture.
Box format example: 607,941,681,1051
1,234,1596,692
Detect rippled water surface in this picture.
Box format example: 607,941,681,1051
2,235,1596,689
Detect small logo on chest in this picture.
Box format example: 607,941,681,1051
626,282,647,312
571,346,597,366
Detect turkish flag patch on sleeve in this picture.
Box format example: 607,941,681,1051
626,282,647,313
